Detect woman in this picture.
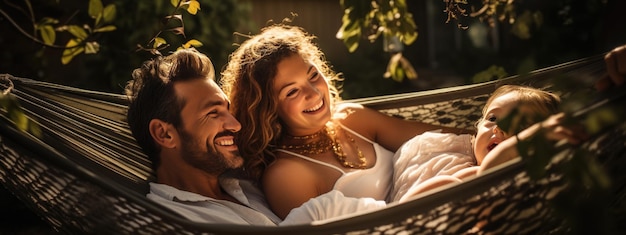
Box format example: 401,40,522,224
220,24,467,219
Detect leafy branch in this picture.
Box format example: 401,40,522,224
0,0,117,64
337,0,526,82
443,0,518,28
337,0,418,82
135,0,203,56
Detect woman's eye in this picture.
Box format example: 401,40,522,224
309,72,319,81
286,89,298,97
487,115,497,122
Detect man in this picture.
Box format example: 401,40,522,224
125,48,385,225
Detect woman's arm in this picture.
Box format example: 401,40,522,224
263,159,323,219
340,103,470,152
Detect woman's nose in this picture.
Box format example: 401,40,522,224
304,84,321,99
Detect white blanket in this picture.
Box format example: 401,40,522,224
389,131,476,202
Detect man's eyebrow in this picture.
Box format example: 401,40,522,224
203,100,226,109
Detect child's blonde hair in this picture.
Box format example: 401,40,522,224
481,85,561,134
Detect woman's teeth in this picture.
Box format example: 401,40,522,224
304,100,323,112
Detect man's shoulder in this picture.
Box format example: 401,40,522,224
147,182,210,202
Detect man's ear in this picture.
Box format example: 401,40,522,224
149,119,177,149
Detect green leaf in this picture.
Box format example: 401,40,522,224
28,121,42,137
511,11,534,39
399,55,418,80
62,39,85,64
39,25,56,46
186,0,201,15
10,107,29,132
171,0,180,7
88,0,103,19
583,107,619,135
393,67,405,82
93,25,117,33
39,17,59,25
84,41,100,54
384,53,401,80
102,4,117,23
400,18,418,44
153,37,167,49
344,34,360,52
67,25,88,40
336,17,362,52
95,13,102,27
183,39,203,48
471,65,508,83
1,95,38,136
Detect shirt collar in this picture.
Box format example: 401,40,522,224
148,175,251,206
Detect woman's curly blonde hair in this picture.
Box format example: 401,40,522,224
220,24,342,179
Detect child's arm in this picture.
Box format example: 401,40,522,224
478,113,585,174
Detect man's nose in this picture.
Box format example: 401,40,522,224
224,113,241,133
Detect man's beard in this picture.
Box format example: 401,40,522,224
178,129,243,174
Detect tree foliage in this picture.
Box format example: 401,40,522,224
0,0,117,64
0,0,249,134
337,0,418,82
135,0,204,55
0,0,249,91
336,0,609,83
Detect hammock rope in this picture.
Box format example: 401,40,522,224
0,54,624,234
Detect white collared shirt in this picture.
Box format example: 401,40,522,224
147,176,281,225
148,176,387,226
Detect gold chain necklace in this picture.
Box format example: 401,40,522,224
279,125,367,169
328,126,367,169
285,129,324,140
279,129,333,155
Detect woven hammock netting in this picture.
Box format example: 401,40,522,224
0,54,625,234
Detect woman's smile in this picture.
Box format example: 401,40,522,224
304,99,324,113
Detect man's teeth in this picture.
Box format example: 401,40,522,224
304,100,323,112
217,139,234,146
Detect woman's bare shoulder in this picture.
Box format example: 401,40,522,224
335,102,364,111
264,154,316,182
334,102,380,121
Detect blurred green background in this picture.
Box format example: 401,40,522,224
2,0,625,99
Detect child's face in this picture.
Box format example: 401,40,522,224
473,93,519,164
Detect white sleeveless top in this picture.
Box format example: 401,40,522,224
276,124,394,201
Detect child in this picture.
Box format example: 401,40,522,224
390,85,563,202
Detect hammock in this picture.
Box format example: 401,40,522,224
0,54,624,234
